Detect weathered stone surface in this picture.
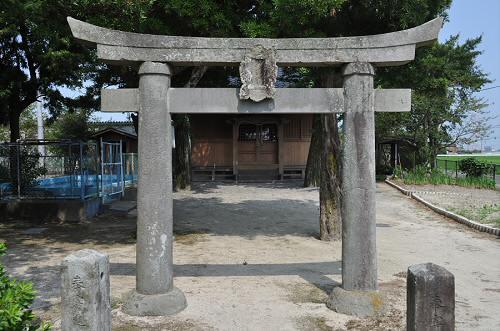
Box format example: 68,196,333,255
68,17,443,66
122,287,187,316
407,263,455,331
136,61,173,295
101,88,138,113
374,88,411,112
340,62,377,292
61,249,111,331
327,287,387,317
239,45,277,102
101,87,411,114
123,61,186,316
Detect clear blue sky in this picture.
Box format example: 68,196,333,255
77,0,500,149
440,0,500,150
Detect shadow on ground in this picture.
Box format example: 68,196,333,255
111,261,341,294
0,182,326,312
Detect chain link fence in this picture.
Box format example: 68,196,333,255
436,158,498,184
0,140,99,200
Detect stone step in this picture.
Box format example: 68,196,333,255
109,200,137,212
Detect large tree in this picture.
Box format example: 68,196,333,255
376,36,490,167
0,0,96,142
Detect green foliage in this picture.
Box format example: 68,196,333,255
377,34,491,167
0,0,95,141
0,106,38,142
0,146,47,194
46,109,94,142
0,243,51,331
397,165,495,189
458,157,493,178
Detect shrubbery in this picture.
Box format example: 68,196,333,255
0,147,47,195
395,165,495,189
0,243,50,331
458,157,493,178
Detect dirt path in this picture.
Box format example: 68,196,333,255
0,183,499,330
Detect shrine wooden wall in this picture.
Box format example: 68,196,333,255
190,114,312,169
282,114,312,166
191,115,233,167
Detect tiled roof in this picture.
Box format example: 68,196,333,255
92,121,137,138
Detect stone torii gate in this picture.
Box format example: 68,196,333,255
68,17,442,317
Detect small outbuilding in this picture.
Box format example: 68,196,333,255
92,121,137,153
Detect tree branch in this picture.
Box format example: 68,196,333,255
184,66,208,88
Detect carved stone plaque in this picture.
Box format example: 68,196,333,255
239,45,278,102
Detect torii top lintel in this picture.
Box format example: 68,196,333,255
67,17,442,67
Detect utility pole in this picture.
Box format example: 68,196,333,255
36,100,46,158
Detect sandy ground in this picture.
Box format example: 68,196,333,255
395,182,500,228
0,182,499,330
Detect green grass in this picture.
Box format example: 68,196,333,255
437,154,500,163
449,204,500,228
397,166,496,189
437,155,500,175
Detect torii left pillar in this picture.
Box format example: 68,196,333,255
123,62,187,316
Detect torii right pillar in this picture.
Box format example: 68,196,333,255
327,62,384,317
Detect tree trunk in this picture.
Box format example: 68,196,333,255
9,109,21,142
319,113,342,241
304,114,322,187
173,66,208,191
318,70,343,241
173,114,192,190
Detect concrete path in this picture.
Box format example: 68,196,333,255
0,182,498,330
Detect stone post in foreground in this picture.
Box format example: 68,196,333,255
61,249,111,331
327,62,385,317
123,61,187,316
407,263,455,331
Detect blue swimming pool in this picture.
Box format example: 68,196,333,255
0,173,137,199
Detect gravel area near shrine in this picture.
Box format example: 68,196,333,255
1,182,499,330
394,181,500,229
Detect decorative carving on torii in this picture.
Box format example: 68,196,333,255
66,16,442,318
239,45,278,102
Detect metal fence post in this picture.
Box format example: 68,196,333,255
100,138,104,198
455,160,458,180
16,142,21,199
95,142,99,198
120,139,124,197
445,159,448,175
80,142,85,200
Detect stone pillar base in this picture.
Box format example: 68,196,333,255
122,287,187,316
326,287,387,317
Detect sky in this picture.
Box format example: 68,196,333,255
67,0,500,150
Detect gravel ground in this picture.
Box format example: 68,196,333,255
395,181,500,228
0,182,499,330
